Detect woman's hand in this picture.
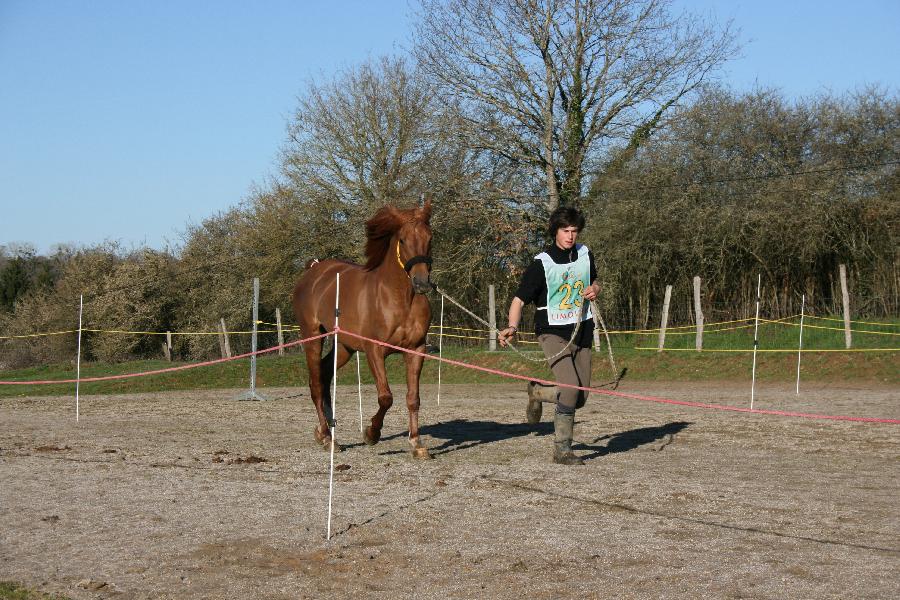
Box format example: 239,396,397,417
498,326,517,347
581,282,600,301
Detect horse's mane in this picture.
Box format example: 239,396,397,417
364,202,431,271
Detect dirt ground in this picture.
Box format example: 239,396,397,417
1,380,898,599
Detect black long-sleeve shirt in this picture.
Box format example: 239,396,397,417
514,244,597,348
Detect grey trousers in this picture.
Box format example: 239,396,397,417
538,334,592,414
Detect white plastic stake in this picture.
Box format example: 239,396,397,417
356,351,363,432
750,274,761,410
75,294,83,422
796,294,805,395
327,273,340,541
437,295,444,406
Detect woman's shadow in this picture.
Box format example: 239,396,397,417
407,419,691,460
575,421,691,460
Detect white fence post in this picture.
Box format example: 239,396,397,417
162,331,172,361
219,318,232,358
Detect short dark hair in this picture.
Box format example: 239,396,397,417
547,206,585,237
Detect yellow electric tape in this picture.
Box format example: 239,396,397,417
0,329,78,340
760,320,900,336
803,315,900,327
81,328,281,336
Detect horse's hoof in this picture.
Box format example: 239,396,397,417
363,426,381,446
314,428,343,452
411,447,433,460
317,437,343,452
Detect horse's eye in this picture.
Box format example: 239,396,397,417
399,239,405,245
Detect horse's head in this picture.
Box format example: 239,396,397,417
396,197,433,295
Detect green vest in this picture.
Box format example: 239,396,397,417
536,244,593,326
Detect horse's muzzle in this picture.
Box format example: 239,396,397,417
404,255,433,295
411,274,432,295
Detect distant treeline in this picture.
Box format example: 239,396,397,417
1,1,897,367
2,86,896,367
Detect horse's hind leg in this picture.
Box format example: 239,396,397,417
362,345,392,446
302,338,333,450
315,340,354,451
404,346,432,459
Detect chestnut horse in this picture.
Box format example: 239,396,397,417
291,199,433,459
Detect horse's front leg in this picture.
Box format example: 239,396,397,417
363,345,393,446
404,346,432,459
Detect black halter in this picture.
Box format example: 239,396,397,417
395,240,432,273
403,255,432,273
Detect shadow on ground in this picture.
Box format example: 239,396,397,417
576,421,692,460
380,419,693,459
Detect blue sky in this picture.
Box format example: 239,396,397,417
1,0,897,255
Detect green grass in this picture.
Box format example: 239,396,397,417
0,582,70,600
1,322,896,398
630,314,900,352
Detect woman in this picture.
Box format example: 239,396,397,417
498,206,599,465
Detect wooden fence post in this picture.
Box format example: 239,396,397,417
162,331,172,361
658,284,672,352
839,264,851,349
276,307,285,356
693,276,704,352
488,284,497,351
217,322,226,358
219,318,232,358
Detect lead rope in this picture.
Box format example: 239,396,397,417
432,284,583,364
592,309,618,377
431,283,625,388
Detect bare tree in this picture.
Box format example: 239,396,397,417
276,55,527,319
283,56,444,212
415,0,737,208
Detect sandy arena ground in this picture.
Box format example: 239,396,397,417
1,381,898,599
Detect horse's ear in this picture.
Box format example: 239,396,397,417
418,193,432,223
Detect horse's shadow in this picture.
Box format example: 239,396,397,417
375,420,551,456
378,419,692,460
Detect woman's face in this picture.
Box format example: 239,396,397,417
554,225,580,250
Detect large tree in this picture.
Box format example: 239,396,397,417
415,0,737,208
587,86,900,324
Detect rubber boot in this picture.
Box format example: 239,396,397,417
553,412,584,465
